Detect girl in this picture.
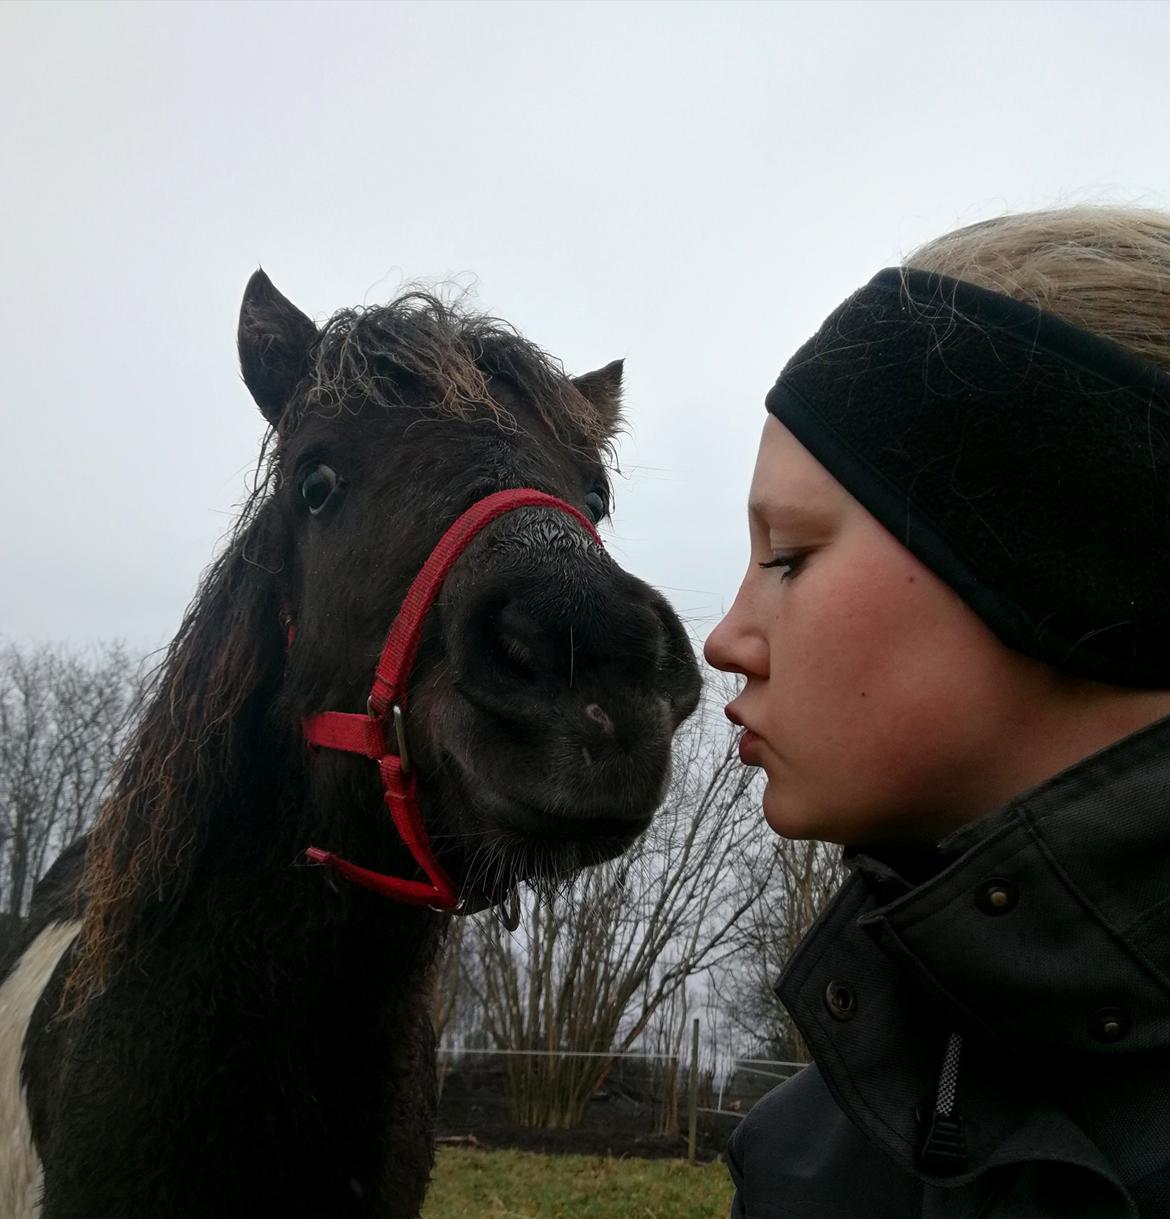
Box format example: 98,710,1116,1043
707,208,1170,1219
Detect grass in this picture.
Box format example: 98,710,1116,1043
422,1146,733,1219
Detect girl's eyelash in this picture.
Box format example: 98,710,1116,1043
758,552,806,574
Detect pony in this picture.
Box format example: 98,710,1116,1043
0,271,701,1218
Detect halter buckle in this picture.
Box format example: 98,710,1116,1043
367,697,412,775
392,705,411,775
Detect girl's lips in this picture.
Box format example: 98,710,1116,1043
738,728,762,764
727,704,765,764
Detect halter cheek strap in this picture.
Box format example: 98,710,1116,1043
300,488,603,909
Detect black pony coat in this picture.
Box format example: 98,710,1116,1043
4,831,444,1219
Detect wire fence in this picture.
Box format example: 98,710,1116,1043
435,1038,806,1159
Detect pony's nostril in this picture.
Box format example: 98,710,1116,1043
488,600,541,682
584,703,615,738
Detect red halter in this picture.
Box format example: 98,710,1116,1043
301,489,603,909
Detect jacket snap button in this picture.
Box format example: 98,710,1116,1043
825,980,858,1021
975,877,1018,915
1089,1006,1131,1043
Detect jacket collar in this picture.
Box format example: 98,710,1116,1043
854,709,1170,1056
775,712,1170,1205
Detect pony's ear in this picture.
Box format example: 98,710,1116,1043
571,359,624,434
238,270,318,426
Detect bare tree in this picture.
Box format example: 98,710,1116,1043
0,642,141,923
716,834,845,1062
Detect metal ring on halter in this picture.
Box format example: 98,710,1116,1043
431,894,467,915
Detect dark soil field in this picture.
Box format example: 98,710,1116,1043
436,1062,737,1163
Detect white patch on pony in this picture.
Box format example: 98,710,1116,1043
0,921,81,1219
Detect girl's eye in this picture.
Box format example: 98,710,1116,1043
301,464,340,516
758,552,807,580
584,488,608,524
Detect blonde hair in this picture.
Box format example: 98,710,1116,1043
905,206,1170,370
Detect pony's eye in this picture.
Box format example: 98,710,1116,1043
301,465,339,516
584,489,608,524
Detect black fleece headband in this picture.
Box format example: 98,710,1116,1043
766,267,1170,688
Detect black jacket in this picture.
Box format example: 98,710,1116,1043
727,714,1170,1218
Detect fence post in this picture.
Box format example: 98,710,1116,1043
687,1016,699,1163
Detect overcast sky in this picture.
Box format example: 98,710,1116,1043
4,0,1170,656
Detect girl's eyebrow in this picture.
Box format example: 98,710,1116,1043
748,499,837,531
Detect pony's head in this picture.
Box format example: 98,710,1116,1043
250,271,701,887
74,272,701,998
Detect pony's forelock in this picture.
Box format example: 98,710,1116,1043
290,292,620,463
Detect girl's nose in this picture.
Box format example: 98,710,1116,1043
704,593,768,679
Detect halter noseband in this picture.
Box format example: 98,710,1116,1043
300,489,603,909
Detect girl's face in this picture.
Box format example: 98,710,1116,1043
705,417,1127,846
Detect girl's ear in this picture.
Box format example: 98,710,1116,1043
237,270,318,426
